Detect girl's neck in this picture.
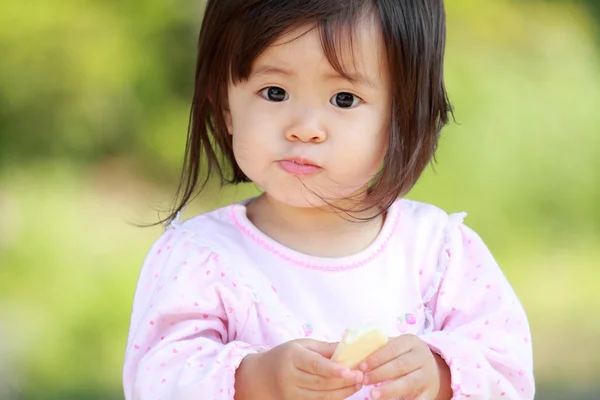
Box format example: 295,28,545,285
245,193,385,258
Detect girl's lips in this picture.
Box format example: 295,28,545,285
278,159,321,176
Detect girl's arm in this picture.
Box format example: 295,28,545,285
122,228,268,400
419,221,535,400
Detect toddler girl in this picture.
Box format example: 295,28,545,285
123,1,535,399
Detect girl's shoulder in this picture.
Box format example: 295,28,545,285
396,198,493,264
136,202,259,291
395,198,468,239
160,202,247,257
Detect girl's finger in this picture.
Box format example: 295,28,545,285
303,382,364,400
370,369,425,400
297,368,363,391
360,335,417,372
363,349,420,386
294,345,354,379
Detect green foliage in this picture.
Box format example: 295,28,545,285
0,0,199,178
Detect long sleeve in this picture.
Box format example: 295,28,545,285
122,226,268,400
419,219,535,400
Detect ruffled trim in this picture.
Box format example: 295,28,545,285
420,332,464,400
229,201,402,272
168,209,185,229
422,212,467,333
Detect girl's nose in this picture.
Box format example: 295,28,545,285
285,124,327,144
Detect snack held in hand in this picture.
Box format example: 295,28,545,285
332,325,388,370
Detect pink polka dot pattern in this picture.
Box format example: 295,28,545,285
420,224,535,399
122,199,535,399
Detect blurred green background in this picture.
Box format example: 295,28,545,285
0,0,598,399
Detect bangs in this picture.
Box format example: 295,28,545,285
227,0,378,85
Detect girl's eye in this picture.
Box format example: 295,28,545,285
259,87,289,102
330,92,361,109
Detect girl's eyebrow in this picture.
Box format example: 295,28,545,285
251,65,297,79
323,71,378,89
251,64,378,89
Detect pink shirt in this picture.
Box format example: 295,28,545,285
123,198,535,399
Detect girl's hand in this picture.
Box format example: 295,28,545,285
359,334,451,400
235,338,364,400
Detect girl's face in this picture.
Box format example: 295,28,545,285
226,18,391,209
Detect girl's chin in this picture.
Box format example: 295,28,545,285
262,190,369,211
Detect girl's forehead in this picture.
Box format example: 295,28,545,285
254,18,388,87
